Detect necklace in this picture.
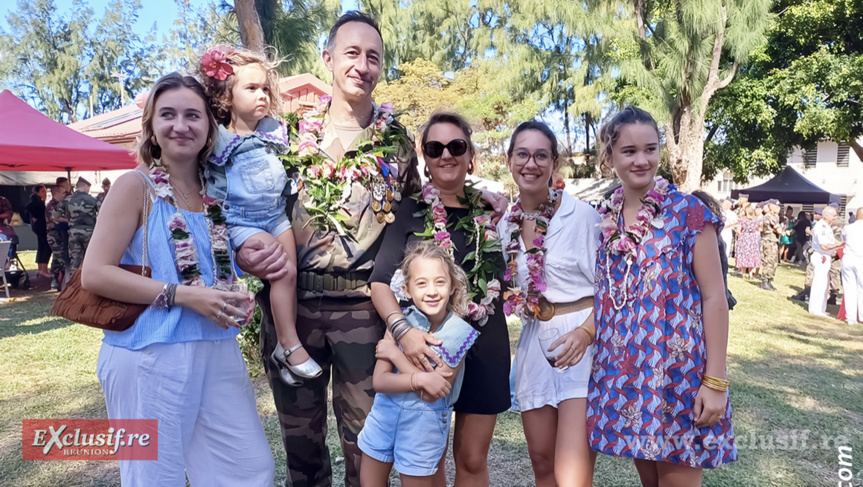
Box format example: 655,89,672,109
597,177,671,310
149,164,233,289
502,189,561,320
416,182,502,326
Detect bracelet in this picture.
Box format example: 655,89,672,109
702,374,730,392
409,373,417,392
166,283,178,308
388,317,408,334
150,283,174,311
385,310,404,324
576,325,595,345
393,322,412,342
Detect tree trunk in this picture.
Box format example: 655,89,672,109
236,0,265,53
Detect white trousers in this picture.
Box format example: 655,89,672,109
97,339,274,487
809,253,832,316
842,257,863,324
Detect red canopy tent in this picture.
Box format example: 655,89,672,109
0,90,137,174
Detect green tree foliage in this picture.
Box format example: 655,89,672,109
372,58,538,182
163,0,240,72
705,0,863,181
0,0,164,123
606,0,772,191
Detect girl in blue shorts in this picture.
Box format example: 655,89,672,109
359,242,479,487
199,45,321,384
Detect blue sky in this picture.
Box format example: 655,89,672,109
1,1,361,37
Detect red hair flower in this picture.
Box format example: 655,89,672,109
202,46,234,80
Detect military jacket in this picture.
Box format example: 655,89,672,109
54,191,100,229
761,213,781,243
289,109,421,300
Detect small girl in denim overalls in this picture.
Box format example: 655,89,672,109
359,242,479,486
200,45,321,383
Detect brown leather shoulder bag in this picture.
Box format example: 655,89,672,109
51,170,153,331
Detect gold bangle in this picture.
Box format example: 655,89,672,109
702,375,729,392
409,373,416,392
576,326,595,345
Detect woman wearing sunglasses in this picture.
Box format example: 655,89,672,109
369,112,510,485
497,120,600,487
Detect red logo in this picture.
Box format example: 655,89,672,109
22,419,158,461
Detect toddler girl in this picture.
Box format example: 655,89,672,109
198,45,320,384
359,242,479,487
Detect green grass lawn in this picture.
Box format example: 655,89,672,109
1,252,862,486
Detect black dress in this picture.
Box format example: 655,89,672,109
369,196,511,415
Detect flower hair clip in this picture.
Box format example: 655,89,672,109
202,45,235,80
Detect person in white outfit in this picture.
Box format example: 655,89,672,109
499,120,598,487
721,199,738,261
841,208,863,324
809,206,844,316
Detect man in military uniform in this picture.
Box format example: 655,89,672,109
236,12,503,487
53,177,100,275
760,199,782,291
828,205,845,304
45,184,69,290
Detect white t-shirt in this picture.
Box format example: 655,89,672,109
723,210,738,234
842,221,863,260
812,219,836,256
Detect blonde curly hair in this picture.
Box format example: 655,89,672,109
400,241,470,318
195,46,283,127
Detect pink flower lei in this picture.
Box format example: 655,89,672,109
280,97,405,235
597,176,671,310
502,189,561,321
149,165,233,290
417,182,502,326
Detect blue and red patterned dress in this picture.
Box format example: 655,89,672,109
588,189,737,469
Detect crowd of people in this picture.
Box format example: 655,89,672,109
70,12,738,487
717,194,861,324
0,177,108,289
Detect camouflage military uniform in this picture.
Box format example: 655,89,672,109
830,221,844,295
53,191,100,275
760,213,781,285
259,108,420,487
45,197,69,284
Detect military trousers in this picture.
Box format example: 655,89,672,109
46,228,68,281
67,227,93,275
761,240,779,281
258,287,383,487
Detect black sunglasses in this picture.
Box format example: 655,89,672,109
423,139,469,159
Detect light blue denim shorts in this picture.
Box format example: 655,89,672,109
358,394,451,477
224,206,292,250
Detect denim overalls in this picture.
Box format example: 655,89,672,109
357,308,479,476
206,117,293,248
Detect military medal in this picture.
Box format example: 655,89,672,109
373,184,384,202
372,201,382,212
385,212,395,224
386,188,394,202
393,190,402,202
376,212,386,223
383,201,392,213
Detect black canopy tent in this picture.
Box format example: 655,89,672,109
731,166,841,205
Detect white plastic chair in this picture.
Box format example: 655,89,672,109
0,240,10,299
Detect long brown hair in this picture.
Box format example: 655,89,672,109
137,73,218,167
400,241,470,318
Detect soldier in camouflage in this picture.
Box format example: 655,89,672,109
759,199,782,291
236,13,504,487
45,180,70,290
53,177,100,275
793,207,844,302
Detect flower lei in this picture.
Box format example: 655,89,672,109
280,96,407,235
597,176,671,310
414,183,502,325
502,190,561,320
150,166,233,289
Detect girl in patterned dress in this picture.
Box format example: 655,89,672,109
588,107,737,486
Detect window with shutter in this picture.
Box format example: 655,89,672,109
837,144,850,167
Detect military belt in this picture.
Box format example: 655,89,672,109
297,271,372,293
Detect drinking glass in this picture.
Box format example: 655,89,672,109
226,282,256,327
537,326,569,372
